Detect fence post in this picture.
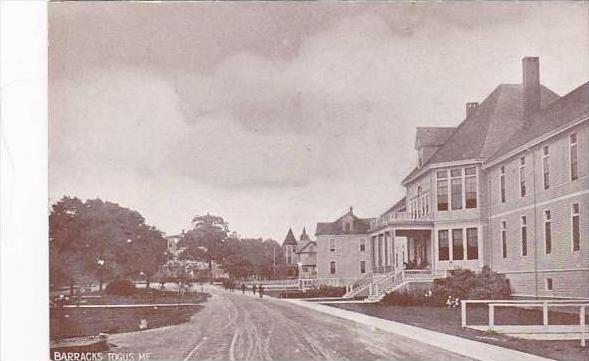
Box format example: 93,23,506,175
461,300,467,328
368,282,373,296
581,306,586,348
543,302,549,326
489,304,495,331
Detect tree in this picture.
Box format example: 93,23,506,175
49,196,168,293
177,214,230,277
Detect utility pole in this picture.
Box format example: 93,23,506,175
273,247,276,279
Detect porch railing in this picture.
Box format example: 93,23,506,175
372,265,394,274
402,269,447,280
370,211,434,230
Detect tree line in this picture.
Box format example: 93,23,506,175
49,196,285,291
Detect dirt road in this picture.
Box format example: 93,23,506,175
108,286,476,361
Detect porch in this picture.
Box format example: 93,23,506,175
369,228,434,274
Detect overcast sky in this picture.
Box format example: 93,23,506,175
49,1,588,242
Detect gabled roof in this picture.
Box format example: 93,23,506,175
315,208,373,236
383,197,406,215
415,127,456,148
403,84,559,184
296,240,317,254
491,82,588,161
283,228,297,246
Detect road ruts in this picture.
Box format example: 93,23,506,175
109,285,477,361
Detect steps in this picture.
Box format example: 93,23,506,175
366,269,448,302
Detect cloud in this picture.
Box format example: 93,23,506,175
50,4,589,239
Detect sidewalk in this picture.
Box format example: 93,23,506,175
284,299,557,361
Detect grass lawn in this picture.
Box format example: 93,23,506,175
50,289,209,340
333,303,588,361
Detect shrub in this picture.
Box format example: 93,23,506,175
105,279,136,296
381,289,434,306
432,266,511,305
304,285,346,298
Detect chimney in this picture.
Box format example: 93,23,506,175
522,57,540,119
466,102,479,118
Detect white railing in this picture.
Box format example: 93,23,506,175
370,211,434,229
401,269,447,280
299,278,360,290
368,269,448,301
461,299,589,347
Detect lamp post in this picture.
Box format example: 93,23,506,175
97,258,105,291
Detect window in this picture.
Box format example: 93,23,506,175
437,171,448,211
570,133,578,181
360,239,366,252
544,210,552,254
501,221,507,258
465,167,477,208
545,278,553,291
360,261,366,274
329,238,336,252
330,261,336,274
438,230,449,261
519,157,526,197
452,229,464,261
466,227,478,260
572,203,580,252
543,145,550,189
521,216,528,256
451,169,463,210
344,222,351,232
500,166,506,203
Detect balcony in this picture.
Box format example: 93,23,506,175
370,191,433,231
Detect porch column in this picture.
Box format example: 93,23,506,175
370,236,376,272
378,234,383,270
384,231,389,269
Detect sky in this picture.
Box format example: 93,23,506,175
49,1,588,242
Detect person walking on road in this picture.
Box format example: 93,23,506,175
252,284,257,296
241,283,246,294
259,284,264,298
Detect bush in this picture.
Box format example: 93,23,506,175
432,266,511,305
381,289,434,306
105,279,136,296
304,285,346,298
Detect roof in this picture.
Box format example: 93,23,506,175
415,127,456,148
383,197,406,215
296,240,317,254
315,209,373,236
283,228,297,246
491,82,588,160
300,227,310,241
403,83,560,184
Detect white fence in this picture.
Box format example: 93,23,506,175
461,299,589,347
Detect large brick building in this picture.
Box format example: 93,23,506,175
314,57,588,299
